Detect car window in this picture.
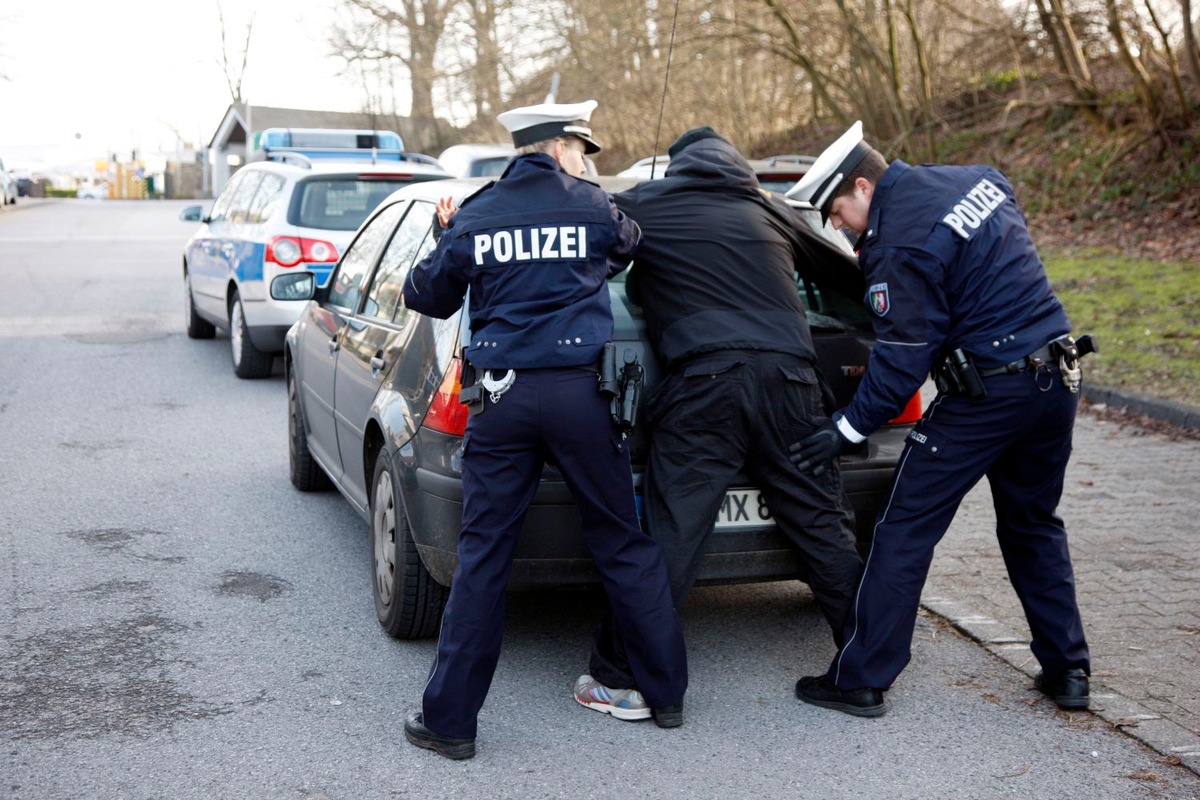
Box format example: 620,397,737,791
473,157,511,177
360,201,436,323
293,178,415,232
207,171,246,223
246,173,286,223
226,170,266,224
327,202,407,311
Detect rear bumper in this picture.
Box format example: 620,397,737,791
403,427,906,588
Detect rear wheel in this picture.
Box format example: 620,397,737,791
229,290,274,379
371,450,447,639
184,272,215,339
288,366,331,491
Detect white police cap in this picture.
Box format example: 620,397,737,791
497,100,602,154
786,121,872,223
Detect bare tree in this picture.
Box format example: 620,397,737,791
216,2,253,103
1182,0,1200,91
331,0,464,151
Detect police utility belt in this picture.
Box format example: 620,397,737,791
933,334,1097,398
457,342,645,434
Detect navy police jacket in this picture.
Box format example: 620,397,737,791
403,153,640,369
843,160,1071,437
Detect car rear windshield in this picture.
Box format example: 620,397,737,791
290,177,433,231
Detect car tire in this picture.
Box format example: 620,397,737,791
184,272,216,340
229,290,274,379
288,366,331,492
371,449,447,640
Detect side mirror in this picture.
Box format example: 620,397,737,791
271,272,316,302
179,204,204,222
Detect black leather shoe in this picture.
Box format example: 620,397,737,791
652,705,684,729
404,711,476,760
1036,668,1090,710
795,675,886,717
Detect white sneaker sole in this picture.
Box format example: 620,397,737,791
574,693,652,721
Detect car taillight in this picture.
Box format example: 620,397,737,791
266,236,339,268
886,391,924,425
423,357,470,436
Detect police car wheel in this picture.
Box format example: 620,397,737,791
229,290,274,379
184,272,215,340
288,366,331,492
370,450,447,640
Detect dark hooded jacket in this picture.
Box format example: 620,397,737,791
613,136,861,370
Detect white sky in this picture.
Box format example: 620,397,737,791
0,0,383,171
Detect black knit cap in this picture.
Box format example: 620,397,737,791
668,126,730,158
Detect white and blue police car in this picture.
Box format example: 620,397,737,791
179,128,450,378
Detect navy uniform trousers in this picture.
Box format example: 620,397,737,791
830,366,1091,691
422,367,688,739
590,350,861,689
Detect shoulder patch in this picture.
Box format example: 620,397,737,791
868,282,890,317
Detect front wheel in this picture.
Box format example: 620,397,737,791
229,290,274,379
371,450,447,639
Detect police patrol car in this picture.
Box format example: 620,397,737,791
179,128,450,378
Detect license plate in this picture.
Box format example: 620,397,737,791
715,489,775,529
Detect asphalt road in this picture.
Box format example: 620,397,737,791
2,198,1198,799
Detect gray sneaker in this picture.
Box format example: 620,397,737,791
573,674,652,721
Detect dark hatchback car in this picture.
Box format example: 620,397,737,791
272,176,920,640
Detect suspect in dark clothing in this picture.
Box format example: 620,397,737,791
789,121,1091,718
400,100,688,760
585,126,864,696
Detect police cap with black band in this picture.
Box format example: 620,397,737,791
786,120,872,224
497,100,602,154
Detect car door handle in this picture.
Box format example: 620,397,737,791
370,356,386,374
328,336,339,355
220,243,235,258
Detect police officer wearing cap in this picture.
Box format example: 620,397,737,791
788,122,1092,717
400,100,687,759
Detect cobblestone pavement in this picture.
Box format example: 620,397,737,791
919,394,1200,775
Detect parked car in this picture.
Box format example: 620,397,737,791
616,155,670,180
617,153,815,194
179,134,450,378
436,143,516,178
0,157,17,206
272,175,921,640
76,183,108,200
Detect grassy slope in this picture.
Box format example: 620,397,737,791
1042,249,1199,406
934,107,1200,407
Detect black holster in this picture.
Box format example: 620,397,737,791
598,342,643,434
933,348,987,399
458,349,484,415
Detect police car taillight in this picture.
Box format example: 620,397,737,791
886,391,923,425
266,236,339,268
423,357,469,436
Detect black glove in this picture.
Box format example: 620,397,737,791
789,418,854,476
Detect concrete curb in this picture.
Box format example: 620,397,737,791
922,586,1200,779
918,385,1200,777
1083,384,1200,430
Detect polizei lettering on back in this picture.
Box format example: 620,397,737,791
940,178,1007,240
473,226,589,266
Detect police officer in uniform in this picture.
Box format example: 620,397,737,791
788,122,1091,717
400,100,687,759
584,126,865,701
